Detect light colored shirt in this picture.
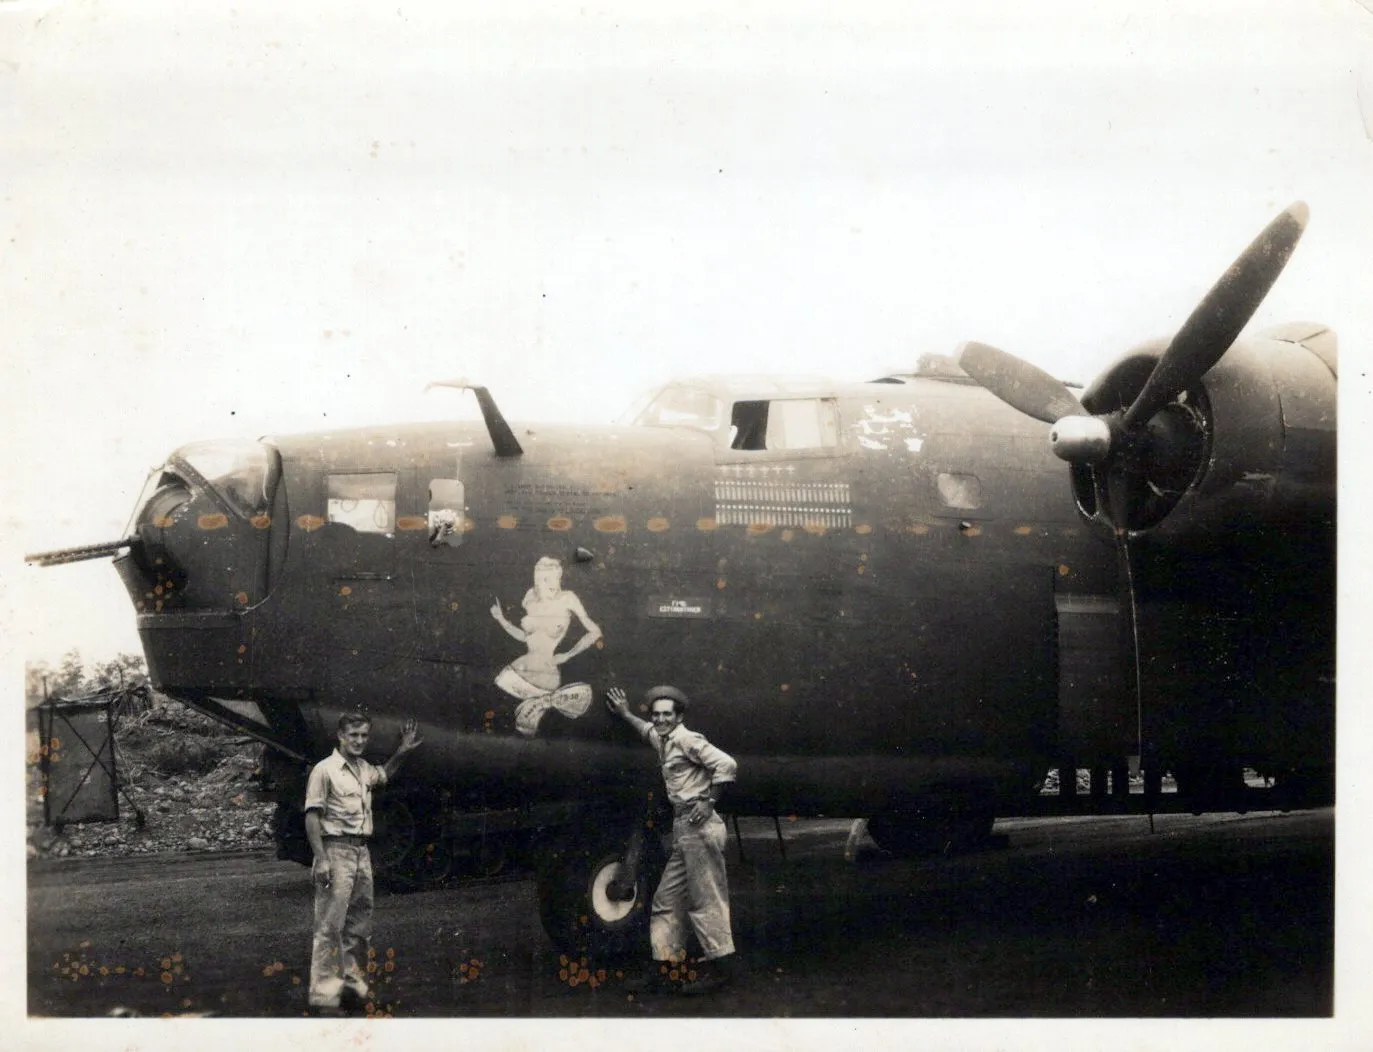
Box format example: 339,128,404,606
304,749,387,837
640,722,737,806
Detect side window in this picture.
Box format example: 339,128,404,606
731,398,839,451
428,479,466,548
937,472,982,510
327,473,397,534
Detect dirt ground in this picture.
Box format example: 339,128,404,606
27,808,1333,1020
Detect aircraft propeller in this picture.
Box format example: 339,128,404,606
957,200,1309,535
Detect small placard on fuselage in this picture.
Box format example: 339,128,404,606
646,596,713,619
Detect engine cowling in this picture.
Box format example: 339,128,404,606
1070,327,1336,548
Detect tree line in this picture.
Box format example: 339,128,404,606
25,650,149,708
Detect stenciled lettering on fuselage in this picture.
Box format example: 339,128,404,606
489,556,603,736
713,472,853,529
503,480,598,516
646,596,713,619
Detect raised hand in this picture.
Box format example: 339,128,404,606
399,717,424,752
605,687,630,717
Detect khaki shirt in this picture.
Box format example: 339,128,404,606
304,749,387,837
640,722,737,807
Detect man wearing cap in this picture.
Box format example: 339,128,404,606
304,712,423,1014
606,684,739,994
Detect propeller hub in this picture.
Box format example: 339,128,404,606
1049,415,1111,463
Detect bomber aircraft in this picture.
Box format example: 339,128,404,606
28,202,1335,957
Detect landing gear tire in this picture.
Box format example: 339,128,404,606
372,794,451,892
867,801,995,858
535,817,667,960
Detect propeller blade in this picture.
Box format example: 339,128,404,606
956,341,1086,425
1122,201,1309,429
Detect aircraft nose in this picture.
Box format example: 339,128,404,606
116,440,283,692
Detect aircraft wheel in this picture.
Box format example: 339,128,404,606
372,794,450,891
535,816,667,959
867,800,995,858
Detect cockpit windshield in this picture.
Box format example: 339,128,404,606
172,440,280,519
619,384,727,436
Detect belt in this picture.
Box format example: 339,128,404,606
322,834,370,846
672,801,711,817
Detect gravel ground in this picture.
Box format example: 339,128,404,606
26,701,278,860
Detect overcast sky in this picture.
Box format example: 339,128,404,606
3,1,1373,1045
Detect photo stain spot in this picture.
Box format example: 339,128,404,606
251,514,272,529
696,518,718,532
197,513,228,530
646,517,670,532
855,524,873,535
1014,525,1033,536
594,515,627,533
547,516,573,532
497,515,519,530
296,514,326,532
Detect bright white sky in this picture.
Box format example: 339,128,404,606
2,0,1373,1045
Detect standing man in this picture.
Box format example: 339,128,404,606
304,712,423,1014
606,685,739,994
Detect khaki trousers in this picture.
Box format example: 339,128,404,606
309,838,374,1007
650,812,735,962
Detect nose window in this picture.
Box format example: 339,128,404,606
175,440,279,519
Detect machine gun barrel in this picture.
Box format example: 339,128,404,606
25,537,139,568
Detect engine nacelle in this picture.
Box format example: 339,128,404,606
1074,326,1336,548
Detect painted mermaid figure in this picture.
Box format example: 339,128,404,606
489,556,603,736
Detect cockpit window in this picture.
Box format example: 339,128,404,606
731,398,839,451
624,385,726,435
174,440,279,519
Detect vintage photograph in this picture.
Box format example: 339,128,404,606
6,0,1370,1048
